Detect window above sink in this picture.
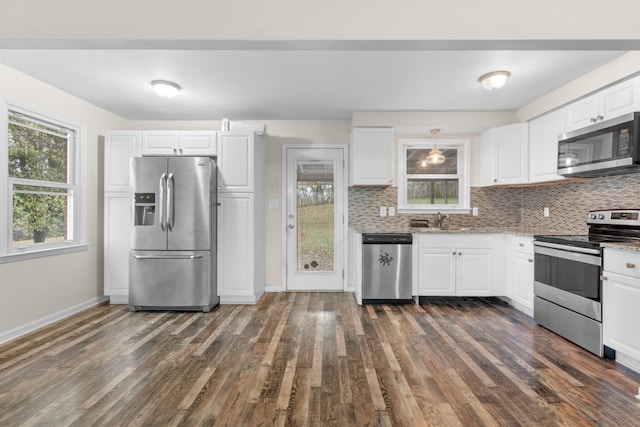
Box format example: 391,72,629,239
397,137,470,214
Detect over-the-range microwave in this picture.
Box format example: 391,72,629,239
557,111,640,178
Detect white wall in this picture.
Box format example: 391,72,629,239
518,51,640,120
0,64,128,338
260,120,352,287
1,0,639,42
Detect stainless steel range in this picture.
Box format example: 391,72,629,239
534,209,640,357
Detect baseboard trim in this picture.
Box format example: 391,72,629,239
615,351,640,375
108,295,129,305
220,293,263,304
0,295,110,345
498,296,533,318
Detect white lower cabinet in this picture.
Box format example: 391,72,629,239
217,193,265,304
418,234,500,296
507,235,535,315
104,193,131,304
603,248,640,373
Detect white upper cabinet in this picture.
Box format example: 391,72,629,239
141,131,218,156
350,127,394,186
565,76,640,132
104,131,141,192
528,110,565,184
480,122,529,186
217,131,256,192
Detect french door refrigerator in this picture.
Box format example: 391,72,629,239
129,156,218,312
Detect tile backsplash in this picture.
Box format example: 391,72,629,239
348,173,640,233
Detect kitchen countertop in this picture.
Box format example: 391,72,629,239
602,241,640,253
352,226,574,237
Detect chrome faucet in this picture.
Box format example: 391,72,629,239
435,212,449,228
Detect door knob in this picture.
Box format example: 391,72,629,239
288,224,294,229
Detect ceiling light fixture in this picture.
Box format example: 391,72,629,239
478,70,511,90
151,80,181,98
425,128,445,165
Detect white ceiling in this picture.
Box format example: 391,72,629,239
0,48,626,121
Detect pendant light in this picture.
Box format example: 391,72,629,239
425,128,445,165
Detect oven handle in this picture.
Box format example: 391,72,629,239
534,244,601,266
533,240,601,255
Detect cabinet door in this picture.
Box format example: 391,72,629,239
351,127,394,186
105,131,140,192
456,248,492,296
564,95,599,132
528,110,565,184
495,123,528,185
603,271,640,362
418,248,456,296
599,78,640,121
217,193,255,298
179,131,217,156
218,132,254,192
511,251,534,310
141,131,180,156
479,124,528,186
104,193,131,302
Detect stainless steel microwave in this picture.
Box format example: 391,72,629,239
557,112,640,177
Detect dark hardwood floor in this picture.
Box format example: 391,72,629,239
1,293,640,426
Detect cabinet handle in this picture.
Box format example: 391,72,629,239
626,263,636,269
452,251,457,255
173,148,177,154
590,117,598,123
596,115,604,121
493,179,498,183
519,243,524,247
528,258,533,263
601,275,608,281
458,252,462,256
179,148,183,154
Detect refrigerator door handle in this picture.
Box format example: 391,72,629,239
159,173,167,231
167,173,175,231
133,254,204,260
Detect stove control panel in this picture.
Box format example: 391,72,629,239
588,210,640,225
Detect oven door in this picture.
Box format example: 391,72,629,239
533,243,602,321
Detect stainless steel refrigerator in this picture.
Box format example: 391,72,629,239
128,156,218,312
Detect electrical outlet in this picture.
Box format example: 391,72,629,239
544,207,550,217
388,207,395,216
472,207,478,216
379,206,387,217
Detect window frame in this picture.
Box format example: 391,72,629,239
0,99,87,262
397,137,471,214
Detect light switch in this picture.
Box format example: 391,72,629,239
388,207,395,216
379,207,387,217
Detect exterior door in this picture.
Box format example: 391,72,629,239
285,147,345,291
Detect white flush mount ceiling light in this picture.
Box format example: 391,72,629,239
478,70,511,90
151,80,181,98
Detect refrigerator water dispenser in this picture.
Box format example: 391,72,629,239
134,193,156,226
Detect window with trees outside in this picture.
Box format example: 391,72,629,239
397,138,470,213
1,103,85,260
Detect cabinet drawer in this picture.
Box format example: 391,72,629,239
604,248,640,279
510,236,534,254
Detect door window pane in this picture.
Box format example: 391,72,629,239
296,161,334,272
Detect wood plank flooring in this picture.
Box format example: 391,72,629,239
1,293,640,426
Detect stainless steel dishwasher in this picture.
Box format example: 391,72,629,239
362,233,412,303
